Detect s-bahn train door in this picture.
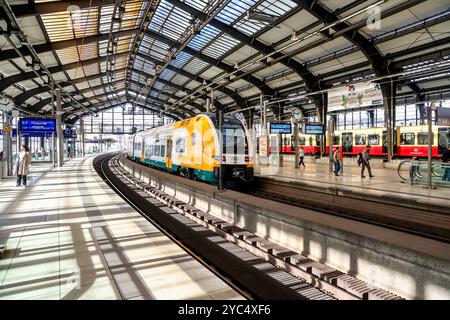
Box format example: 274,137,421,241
166,137,173,169
382,130,398,154
341,132,353,154
438,127,450,154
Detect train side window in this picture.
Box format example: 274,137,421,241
192,133,196,146
400,132,415,145
299,136,306,146
161,145,165,157
355,134,367,145
315,135,321,146
309,137,313,146
175,138,185,153
417,132,434,145
368,134,380,146
155,145,160,157
332,135,340,145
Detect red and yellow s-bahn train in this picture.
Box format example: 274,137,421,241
274,125,450,158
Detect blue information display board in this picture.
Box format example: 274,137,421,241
19,118,56,132
270,122,292,134
304,124,325,134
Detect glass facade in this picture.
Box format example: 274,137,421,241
78,104,174,135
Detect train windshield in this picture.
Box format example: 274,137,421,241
207,113,249,155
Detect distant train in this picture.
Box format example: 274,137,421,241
126,113,254,187
271,125,450,158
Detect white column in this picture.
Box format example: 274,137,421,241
55,88,64,167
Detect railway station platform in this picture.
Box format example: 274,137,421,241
254,158,450,209
0,157,243,300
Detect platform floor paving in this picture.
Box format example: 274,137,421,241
255,160,450,208
0,157,243,300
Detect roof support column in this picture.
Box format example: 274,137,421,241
55,88,64,167
80,118,85,157
313,92,328,156
381,81,397,162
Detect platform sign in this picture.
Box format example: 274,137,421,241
0,128,17,136
64,128,77,137
269,122,292,134
437,108,450,126
19,118,56,132
304,124,325,135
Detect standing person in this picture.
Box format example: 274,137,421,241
299,147,305,168
333,147,341,176
67,145,71,158
442,145,450,181
361,144,374,178
14,144,32,187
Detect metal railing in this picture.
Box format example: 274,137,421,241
398,159,450,187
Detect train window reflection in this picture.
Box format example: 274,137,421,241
368,134,380,145
355,134,367,145
299,136,306,146
400,132,415,145
417,132,434,145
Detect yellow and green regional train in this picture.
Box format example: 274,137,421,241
126,113,254,187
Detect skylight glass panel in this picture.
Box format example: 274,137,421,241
159,69,175,80
183,58,209,74
171,51,192,68
184,0,209,11
216,0,257,25
187,24,221,51
202,34,240,59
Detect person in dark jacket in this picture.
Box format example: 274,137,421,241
442,146,450,181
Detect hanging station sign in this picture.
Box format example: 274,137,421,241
303,124,325,135
269,122,292,134
19,118,56,132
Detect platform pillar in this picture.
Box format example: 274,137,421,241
55,88,64,167
80,119,85,157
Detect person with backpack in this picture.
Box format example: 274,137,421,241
361,145,374,178
333,147,342,176
357,151,362,166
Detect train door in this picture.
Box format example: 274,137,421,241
382,130,398,154
166,137,173,169
341,132,353,154
438,128,450,154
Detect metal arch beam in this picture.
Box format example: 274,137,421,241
0,52,128,93
144,29,273,98
9,1,116,17
133,52,247,107
165,0,320,91
130,69,211,112
0,29,137,62
16,78,125,108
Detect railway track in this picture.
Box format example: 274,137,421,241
94,153,403,300
252,177,450,243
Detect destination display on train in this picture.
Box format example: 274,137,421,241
19,118,56,132
304,124,325,134
270,122,291,134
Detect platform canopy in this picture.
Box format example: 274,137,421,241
0,0,449,123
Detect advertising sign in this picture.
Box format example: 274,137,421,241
270,122,292,134
19,118,56,132
259,135,268,157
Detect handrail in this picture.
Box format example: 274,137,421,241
398,159,450,187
